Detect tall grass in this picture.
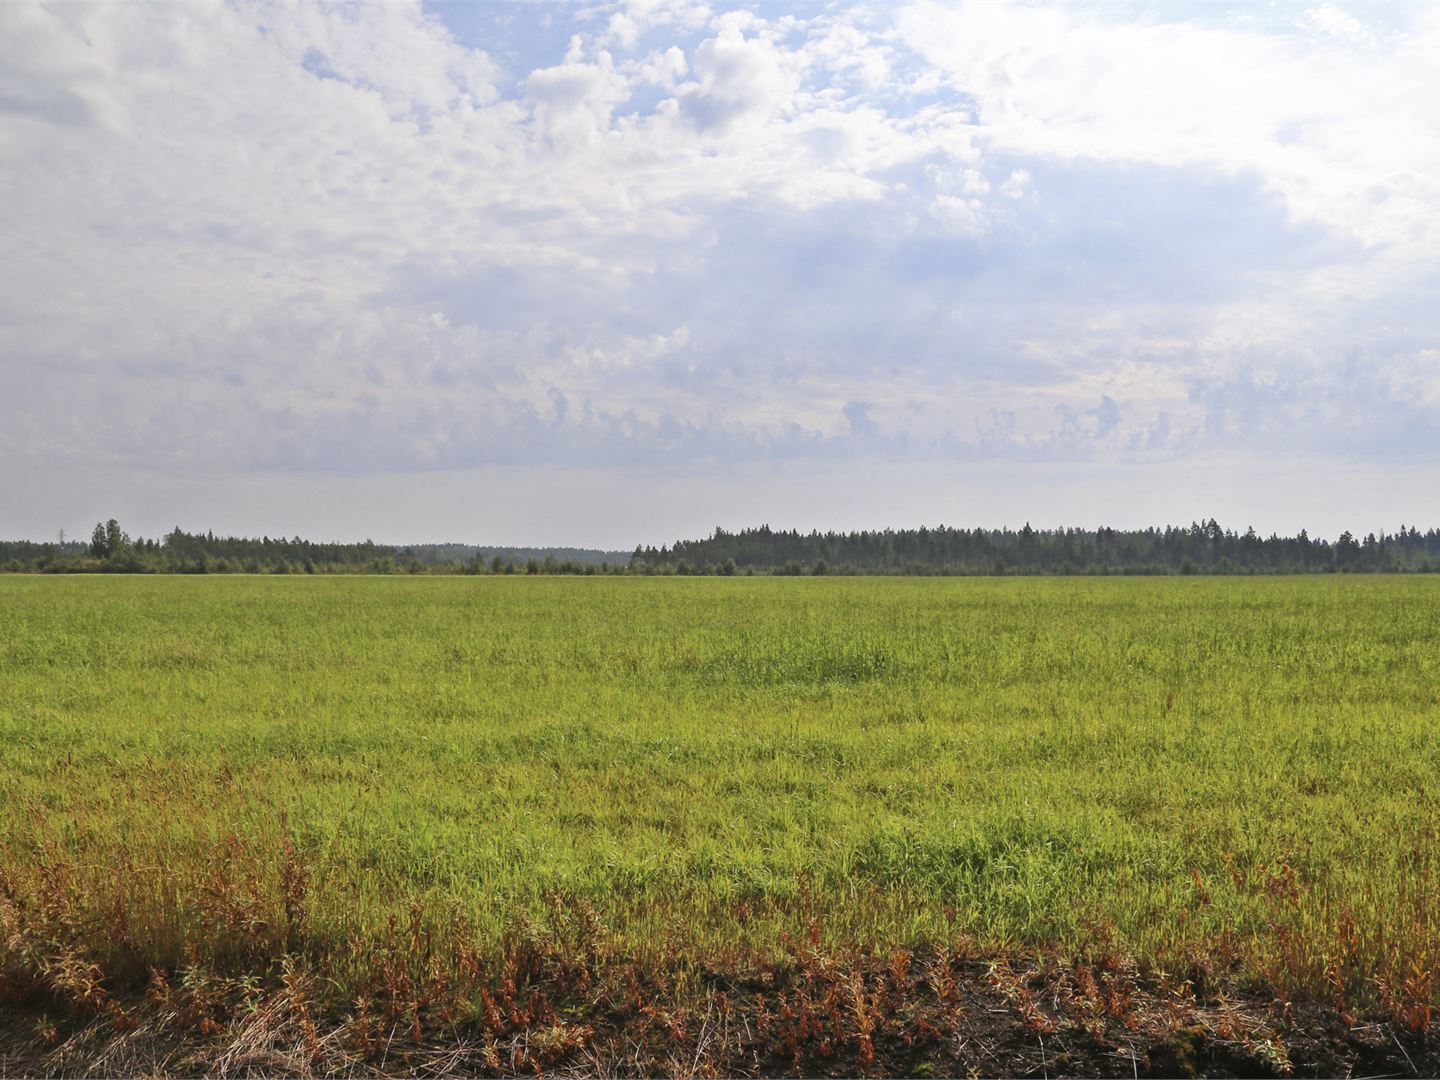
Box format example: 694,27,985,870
2,575,1438,1037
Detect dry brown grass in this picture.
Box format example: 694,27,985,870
4,869,1438,1078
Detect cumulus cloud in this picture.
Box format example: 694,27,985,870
526,44,631,148
895,2,1440,290
1,0,1438,534
677,14,807,134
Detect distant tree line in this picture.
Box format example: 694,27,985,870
631,522,1440,576
0,523,628,576
6,519,1440,576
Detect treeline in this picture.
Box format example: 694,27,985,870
404,544,623,567
7,519,1440,577
631,522,1440,576
0,522,628,576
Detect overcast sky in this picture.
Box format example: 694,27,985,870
2,0,1438,548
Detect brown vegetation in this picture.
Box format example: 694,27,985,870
4,848,1437,1077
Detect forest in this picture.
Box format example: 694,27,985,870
3,518,1440,575
638,521,1440,575
0,522,626,575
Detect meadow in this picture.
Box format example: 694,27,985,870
2,575,1438,1075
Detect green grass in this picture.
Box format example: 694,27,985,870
3,574,1439,1011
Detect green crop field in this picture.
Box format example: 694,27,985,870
3,575,1439,1074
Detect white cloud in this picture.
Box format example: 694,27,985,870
526,47,631,149
676,15,807,134
633,45,688,88
895,1,1440,255
1299,5,1374,45
1000,169,1028,198
929,193,989,237
1,0,1438,536
603,11,641,51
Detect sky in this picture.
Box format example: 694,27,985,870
2,0,1438,548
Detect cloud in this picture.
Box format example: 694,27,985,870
842,401,877,438
526,44,630,148
1,0,1438,532
894,2,1440,273
677,14,807,134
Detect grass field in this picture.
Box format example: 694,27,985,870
3,575,1439,1074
